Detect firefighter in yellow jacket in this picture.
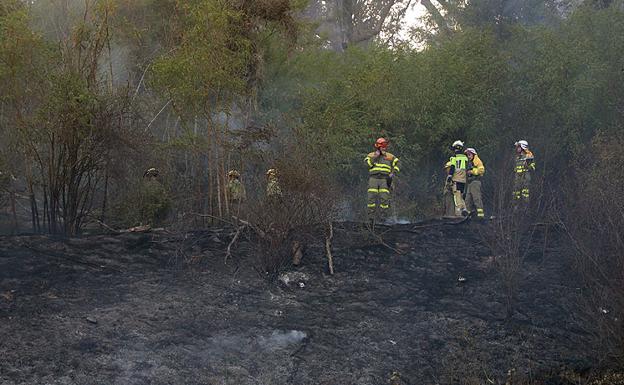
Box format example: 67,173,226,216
266,168,282,198
365,137,399,221
513,140,535,203
227,170,246,216
464,148,485,219
445,140,469,217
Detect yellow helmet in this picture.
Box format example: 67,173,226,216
228,170,240,178
266,168,277,177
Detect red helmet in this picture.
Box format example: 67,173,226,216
374,137,389,149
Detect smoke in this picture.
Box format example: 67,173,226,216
257,330,307,351
201,330,307,354
27,0,134,87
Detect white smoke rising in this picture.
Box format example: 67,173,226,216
257,330,307,351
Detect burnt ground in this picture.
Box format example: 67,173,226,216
0,221,602,385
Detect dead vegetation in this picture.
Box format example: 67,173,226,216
479,154,545,320
241,154,339,279
559,134,624,368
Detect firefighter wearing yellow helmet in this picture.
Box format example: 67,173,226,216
365,137,400,221
227,170,247,209
266,168,282,198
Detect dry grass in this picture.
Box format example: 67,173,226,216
479,154,542,319
559,133,624,368
243,154,339,279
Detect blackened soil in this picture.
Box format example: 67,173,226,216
0,222,596,385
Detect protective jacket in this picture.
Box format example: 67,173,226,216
267,177,282,197
365,150,399,220
365,151,400,178
467,154,485,180
515,150,535,174
466,155,485,218
227,179,246,202
446,153,469,183
513,150,535,201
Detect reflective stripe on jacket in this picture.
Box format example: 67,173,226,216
365,151,399,176
515,150,535,174
448,154,468,183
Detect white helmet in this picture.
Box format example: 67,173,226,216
143,167,159,178
514,140,529,150
464,147,477,155
452,140,464,148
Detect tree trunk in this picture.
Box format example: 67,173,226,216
421,0,450,35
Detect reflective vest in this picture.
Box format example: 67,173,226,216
447,154,468,183
365,151,400,177
515,150,535,174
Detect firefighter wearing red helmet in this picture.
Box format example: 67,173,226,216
365,137,400,222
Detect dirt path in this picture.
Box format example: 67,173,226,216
0,222,592,385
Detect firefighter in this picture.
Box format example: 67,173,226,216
265,168,302,266
266,168,282,198
227,170,246,216
140,168,170,225
443,162,456,218
445,140,469,217
464,147,485,219
365,137,400,222
513,140,535,204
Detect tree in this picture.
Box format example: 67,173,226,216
305,0,415,50
0,0,140,235
148,0,303,218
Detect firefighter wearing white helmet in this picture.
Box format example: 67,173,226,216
513,140,535,203
464,148,486,219
143,167,159,178
445,140,469,217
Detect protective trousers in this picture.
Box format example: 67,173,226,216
367,177,391,219
443,183,456,217
465,179,484,218
513,173,531,203
452,182,466,216
229,199,245,219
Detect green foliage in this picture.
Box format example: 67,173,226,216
116,178,171,226
3,0,624,225
149,0,252,116
253,4,624,217
284,29,506,187
0,2,49,106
